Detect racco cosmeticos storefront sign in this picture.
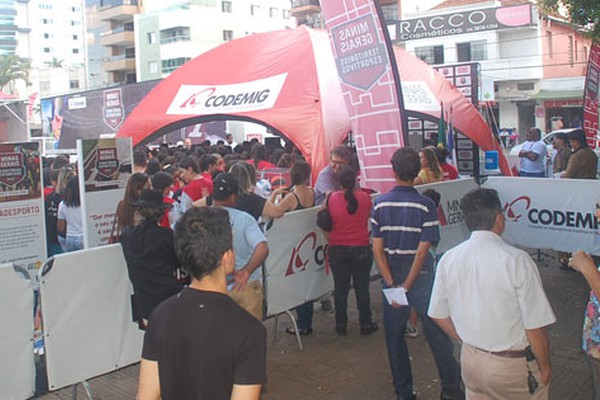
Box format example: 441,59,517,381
393,4,535,42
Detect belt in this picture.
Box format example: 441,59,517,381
472,345,527,359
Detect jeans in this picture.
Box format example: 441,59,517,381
329,245,373,328
295,301,313,330
519,171,545,178
63,235,83,252
383,257,461,399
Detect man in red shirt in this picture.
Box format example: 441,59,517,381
151,172,179,229
436,148,459,181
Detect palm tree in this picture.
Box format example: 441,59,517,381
0,55,30,91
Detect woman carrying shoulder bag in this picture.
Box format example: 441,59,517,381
328,165,378,336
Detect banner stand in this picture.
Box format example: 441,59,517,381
271,311,304,351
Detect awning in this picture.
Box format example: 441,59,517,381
532,89,583,100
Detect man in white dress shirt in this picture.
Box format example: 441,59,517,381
428,188,556,399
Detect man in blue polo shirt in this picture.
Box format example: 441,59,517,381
371,147,463,400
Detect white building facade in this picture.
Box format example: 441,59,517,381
134,0,294,82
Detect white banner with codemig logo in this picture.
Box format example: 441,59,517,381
417,178,477,255
264,207,333,317
483,177,600,255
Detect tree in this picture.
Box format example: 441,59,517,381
538,0,600,42
0,55,30,91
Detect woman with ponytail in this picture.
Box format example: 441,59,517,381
327,165,378,336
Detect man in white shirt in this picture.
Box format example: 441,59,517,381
428,188,556,399
518,127,547,177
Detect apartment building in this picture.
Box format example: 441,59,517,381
135,0,293,82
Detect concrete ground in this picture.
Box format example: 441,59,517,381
37,249,593,399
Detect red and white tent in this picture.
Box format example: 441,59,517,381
117,26,510,178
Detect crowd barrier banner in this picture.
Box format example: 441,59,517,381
0,141,46,280
483,177,600,255
77,138,132,248
264,207,333,317
40,244,143,391
0,264,35,400
417,178,476,255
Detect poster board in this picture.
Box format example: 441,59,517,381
0,141,46,279
264,207,333,317
77,138,132,248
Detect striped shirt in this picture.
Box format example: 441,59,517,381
371,186,439,259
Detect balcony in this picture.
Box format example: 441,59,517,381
104,55,135,72
100,29,135,46
290,0,320,16
99,4,139,22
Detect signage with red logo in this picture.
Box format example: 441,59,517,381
0,152,24,186
103,89,124,131
96,147,119,179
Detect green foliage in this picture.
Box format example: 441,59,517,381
538,0,600,42
0,55,30,90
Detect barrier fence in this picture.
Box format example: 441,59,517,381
4,177,600,398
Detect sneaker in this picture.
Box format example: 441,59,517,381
405,323,419,338
360,322,379,335
440,387,465,400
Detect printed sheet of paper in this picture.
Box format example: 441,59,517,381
383,287,409,306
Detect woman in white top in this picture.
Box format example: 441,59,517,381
57,176,83,252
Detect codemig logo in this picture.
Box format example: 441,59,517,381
285,232,328,276
503,195,598,231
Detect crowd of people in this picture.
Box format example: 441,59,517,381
37,133,600,400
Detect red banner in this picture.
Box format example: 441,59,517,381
583,43,599,148
320,0,407,193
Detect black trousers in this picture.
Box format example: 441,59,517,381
329,245,373,328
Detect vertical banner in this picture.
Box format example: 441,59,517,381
320,0,408,194
0,141,46,279
77,138,132,248
583,43,600,148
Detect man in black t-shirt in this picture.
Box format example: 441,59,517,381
137,207,267,400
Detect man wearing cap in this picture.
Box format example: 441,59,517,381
120,189,183,328
212,173,269,320
562,129,598,179
428,188,556,399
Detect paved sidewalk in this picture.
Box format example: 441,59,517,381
37,250,593,399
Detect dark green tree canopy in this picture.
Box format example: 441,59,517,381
539,0,599,42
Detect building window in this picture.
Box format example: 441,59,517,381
40,81,51,92
72,48,79,54
416,45,444,65
222,1,232,13
517,82,534,91
269,7,277,17
583,46,589,63
282,9,290,19
547,31,553,58
160,27,191,45
575,39,578,62
161,57,191,74
147,32,156,45
457,41,486,62
73,35,78,40
43,33,50,39
568,35,574,67
43,47,50,53
42,18,51,24
149,61,158,74
69,80,79,89
223,30,233,41
251,5,260,16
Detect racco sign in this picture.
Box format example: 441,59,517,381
393,4,535,42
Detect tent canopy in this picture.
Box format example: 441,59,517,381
117,26,509,178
